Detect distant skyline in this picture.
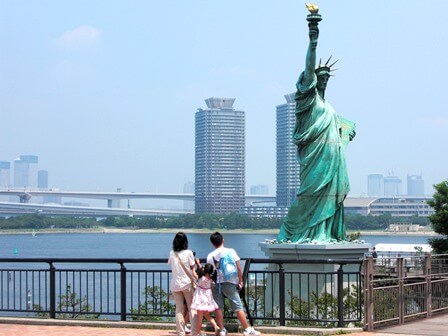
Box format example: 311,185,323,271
0,152,432,197
1,1,447,197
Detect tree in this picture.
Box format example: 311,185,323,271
34,284,98,319
427,180,448,254
130,285,174,321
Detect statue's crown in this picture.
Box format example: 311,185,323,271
315,56,338,76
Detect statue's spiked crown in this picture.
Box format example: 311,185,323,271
315,56,338,76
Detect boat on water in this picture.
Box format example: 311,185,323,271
374,243,433,272
375,243,432,256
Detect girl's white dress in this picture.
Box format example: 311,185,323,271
190,277,218,312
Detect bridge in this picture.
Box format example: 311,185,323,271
0,201,191,217
0,188,276,217
0,188,276,204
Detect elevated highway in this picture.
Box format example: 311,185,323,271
0,189,276,204
0,189,276,217
0,202,191,217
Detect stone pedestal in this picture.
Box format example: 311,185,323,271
258,242,371,315
259,242,371,271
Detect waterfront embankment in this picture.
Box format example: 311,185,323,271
0,227,437,236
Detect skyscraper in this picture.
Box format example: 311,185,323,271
38,169,59,204
384,175,402,196
276,93,299,207
38,170,48,189
407,174,425,196
14,155,38,188
367,174,384,196
0,161,10,188
195,97,245,214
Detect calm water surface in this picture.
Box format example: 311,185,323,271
0,232,435,259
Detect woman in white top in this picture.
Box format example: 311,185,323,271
168,232,198,336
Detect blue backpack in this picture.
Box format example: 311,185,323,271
217,252,238,283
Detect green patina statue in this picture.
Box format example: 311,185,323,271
277,4,356,244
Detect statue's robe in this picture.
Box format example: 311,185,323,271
277,72,354,243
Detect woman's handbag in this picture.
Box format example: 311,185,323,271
175,252,197,289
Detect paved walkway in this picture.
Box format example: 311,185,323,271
0,314,447,336
0,324,315,336
366,313,448,336
0,319,359,336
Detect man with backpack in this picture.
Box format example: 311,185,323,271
206,232,260,336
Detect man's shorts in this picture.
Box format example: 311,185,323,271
212,282,243,312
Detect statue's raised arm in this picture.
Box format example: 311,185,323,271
302,3,322,86
303,19,318,83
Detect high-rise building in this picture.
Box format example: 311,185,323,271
0,161,10,188
384,175,402,196
367,174,384,196
276,93,299,207
38,170,48,189
38,169,61,204
183,181,195,211
407,174,425,196
195,97,245,214
14,155,38,188
250,185,269,195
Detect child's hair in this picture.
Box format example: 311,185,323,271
198,263,215,278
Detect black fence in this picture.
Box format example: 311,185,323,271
0,258,363,327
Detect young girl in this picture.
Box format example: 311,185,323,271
190,263,220,335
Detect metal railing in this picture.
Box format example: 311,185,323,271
243,258,363,327
0,257,363,327
364,253,448,330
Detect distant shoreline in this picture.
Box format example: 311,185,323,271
351,230,437,236
0,227,438,236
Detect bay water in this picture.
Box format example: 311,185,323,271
0,232,435,259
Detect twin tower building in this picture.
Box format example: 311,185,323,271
195,95,297,214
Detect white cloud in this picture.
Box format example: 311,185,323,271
56,25,102,49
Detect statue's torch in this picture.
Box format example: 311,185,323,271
305,3,322,28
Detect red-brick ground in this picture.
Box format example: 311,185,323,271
0,323,367,336
2,313,448,336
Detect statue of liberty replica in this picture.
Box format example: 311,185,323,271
277,4,356,244
260,6,369,307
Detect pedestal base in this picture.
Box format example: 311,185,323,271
259,242,371,272
258,242,370,316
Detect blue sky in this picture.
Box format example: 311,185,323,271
1,0,447,198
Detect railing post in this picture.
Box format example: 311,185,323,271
397,257,404,325
278,263,285,326
364,257,375,331
337,264,344,328
424,253,432,318
49,262,56,319
120,262,127,321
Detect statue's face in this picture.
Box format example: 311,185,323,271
316,73,330,91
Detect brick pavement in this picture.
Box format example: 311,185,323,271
0,324,319,336
0,320,363,336
0,324,172,336
2,313,448,336
0,323,423,336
